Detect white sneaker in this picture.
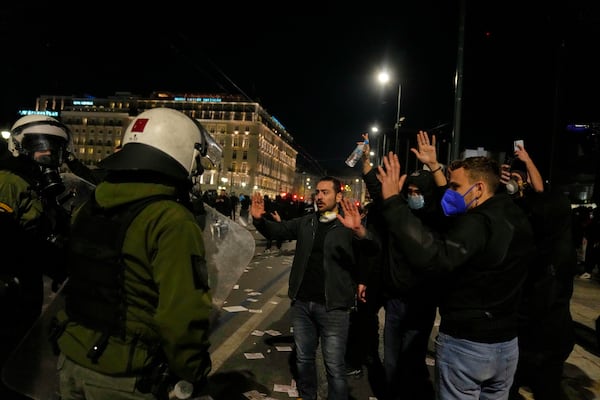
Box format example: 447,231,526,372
580,272,592,280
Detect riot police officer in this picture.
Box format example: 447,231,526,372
53,108,222,400
0,114,72,399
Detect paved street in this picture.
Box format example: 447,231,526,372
24,218,600,400
204,221,600,400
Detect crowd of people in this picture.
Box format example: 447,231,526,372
0,108,584,400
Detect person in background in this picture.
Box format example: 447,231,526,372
214,188,232,218
0,115,72,400
251,177,377,400
53,108,217,400
500,141,544,196
239,193,251,222
581,208,600,280
229,192,239,220
503,151,577,400
352,130,447,400
378,152,534,400
262,194,284,254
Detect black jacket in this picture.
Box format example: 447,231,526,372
382,192,534,343
253,212,377,310
514,191,576,357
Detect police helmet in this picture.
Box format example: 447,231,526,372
9,115,71,167
99,108,222,183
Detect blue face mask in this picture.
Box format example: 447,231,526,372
440,184,478,216
407,194,425,210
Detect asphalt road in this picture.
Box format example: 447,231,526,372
25,217,600,400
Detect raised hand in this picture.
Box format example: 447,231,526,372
377,152,407,200
338,198,366,238
250,192,265,219
410,130,438,165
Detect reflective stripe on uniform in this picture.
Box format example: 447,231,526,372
0,201,14,213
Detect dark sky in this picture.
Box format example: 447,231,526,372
2,2,599,179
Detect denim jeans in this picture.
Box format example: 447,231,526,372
435,332,519,400
383,297,436,400
291,299,350,400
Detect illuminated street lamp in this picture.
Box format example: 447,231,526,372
377,69,406,168
370,125,380,166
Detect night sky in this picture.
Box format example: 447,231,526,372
1,2,599,181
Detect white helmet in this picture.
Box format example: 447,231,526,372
99,108,222,183
9,114,71,167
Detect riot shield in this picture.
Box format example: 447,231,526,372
57,172,96,214
2,196,254,399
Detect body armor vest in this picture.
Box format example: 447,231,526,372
64,194,175,342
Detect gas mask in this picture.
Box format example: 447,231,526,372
25,135,66,198
38,166,65,197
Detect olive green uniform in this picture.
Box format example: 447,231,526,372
56,181,212,391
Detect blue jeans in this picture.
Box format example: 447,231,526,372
383,297,436,400
291,300,350,400
435,332,519,400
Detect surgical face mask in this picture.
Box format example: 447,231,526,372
407,194,425,210
440,184,478,216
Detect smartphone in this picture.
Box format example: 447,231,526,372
513,139,524,151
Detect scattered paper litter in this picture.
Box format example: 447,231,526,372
244,352,265,359
265,330,282,336
222,305,248,312
251,330,264,336
275,345,293,352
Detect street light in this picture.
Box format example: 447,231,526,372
377,69,407,170
370,125,379,166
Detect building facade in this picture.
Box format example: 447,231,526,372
34,91,298,198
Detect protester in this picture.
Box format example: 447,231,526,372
262,195,284,253
53,108,218,400
0,114,72,400
352,130,447,400
378,152,534,400
214,188,232,218
251,177,377,400
502,151,577,400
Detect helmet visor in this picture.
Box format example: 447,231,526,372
21,134,66,167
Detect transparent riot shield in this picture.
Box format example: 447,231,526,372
2,189,254,399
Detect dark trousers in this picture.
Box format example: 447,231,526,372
383,297,436,400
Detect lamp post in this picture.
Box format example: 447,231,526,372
394,84,402,155
370,125,380,166
377,69,407,171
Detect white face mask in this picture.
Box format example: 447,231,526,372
407,194,425,210
319,211,338,223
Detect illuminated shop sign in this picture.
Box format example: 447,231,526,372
173,97,223,103
18,110,59,117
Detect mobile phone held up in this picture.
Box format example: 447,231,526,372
514,140,524,151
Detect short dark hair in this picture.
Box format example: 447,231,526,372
318,176,343,194
449,156,500,193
